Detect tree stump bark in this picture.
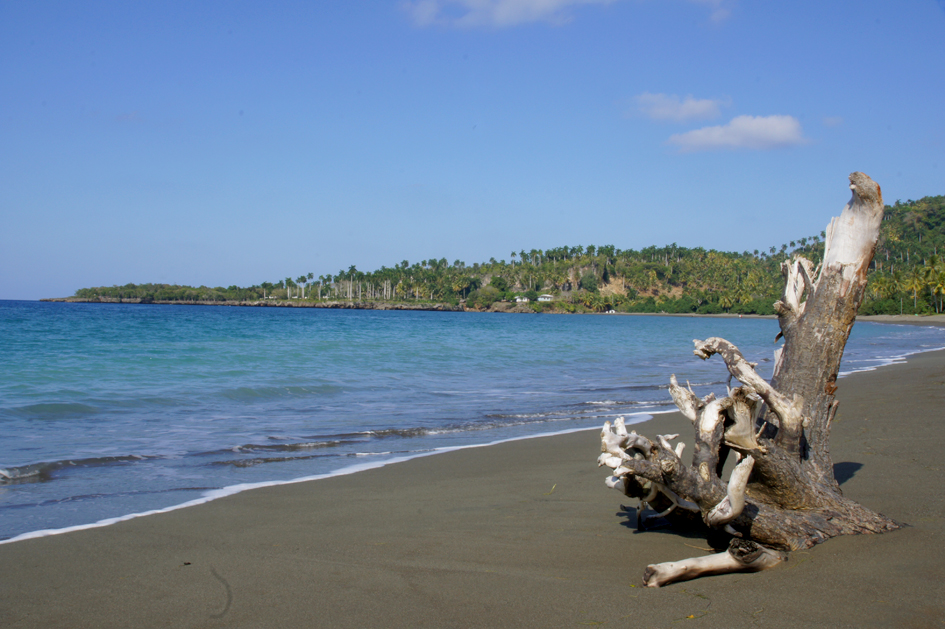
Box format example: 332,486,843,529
598,173,900,586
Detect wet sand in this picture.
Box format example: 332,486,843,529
2,349,944,627
858,313,945,327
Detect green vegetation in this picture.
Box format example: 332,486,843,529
73,196,945,315
860,195,945,315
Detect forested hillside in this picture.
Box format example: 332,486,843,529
861,195,945,314
72,196,945,315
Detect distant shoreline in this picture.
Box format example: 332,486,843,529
34,297,770,316
36,297,945,325
39,297,466,312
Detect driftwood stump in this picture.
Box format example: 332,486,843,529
598,172,900,587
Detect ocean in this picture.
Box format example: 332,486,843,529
2,300,943,542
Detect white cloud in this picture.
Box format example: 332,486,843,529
401,0,615,28
667,115,808,152
402,0,732,27
405,0,442,26
687,0,732,23
635,92,726,123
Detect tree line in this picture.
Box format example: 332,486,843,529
73,195,944,315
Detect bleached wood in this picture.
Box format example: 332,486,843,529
596,173,899,587
821,172,886,281
693,337,807,448
705,455,754,528
668,375,701,421
722,389,763,451
776,257,815,324
643,540,786,588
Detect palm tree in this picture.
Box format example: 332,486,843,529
903,206,926,243
905,267,925,310
923,256,945,313
891,270,904,314
868,275,889,301
548,269,567,292
931,270,945,313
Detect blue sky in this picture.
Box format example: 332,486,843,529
2,0,943,300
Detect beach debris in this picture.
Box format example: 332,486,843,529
597,173,901,587
643,539,786,588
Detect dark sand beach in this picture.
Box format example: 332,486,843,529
2,336,944,627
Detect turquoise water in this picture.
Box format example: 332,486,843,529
2,300,944,541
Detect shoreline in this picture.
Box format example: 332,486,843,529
5,326,943,548
38,296,467,312
32,297,945,324
0,423,631,547
2,331,944,625
1,316,943,547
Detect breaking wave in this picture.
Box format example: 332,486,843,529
0,454,151,485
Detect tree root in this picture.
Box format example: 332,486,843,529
596,173,897,587
643,539,787,588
